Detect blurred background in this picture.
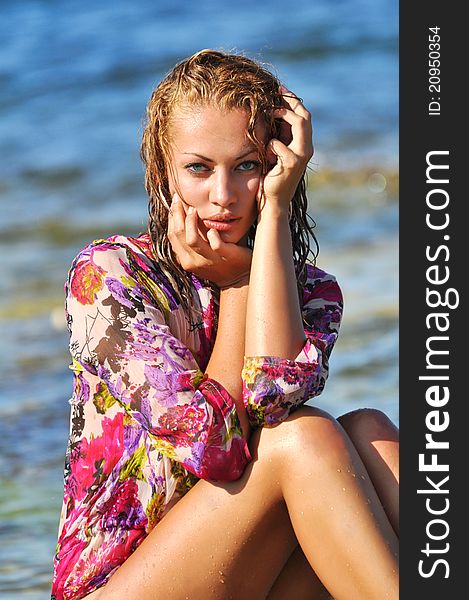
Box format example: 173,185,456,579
0,0,398,596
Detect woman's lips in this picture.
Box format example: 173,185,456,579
202,218,241,232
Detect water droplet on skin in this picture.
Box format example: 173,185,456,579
342,487,346,492
361,475,366,480
300,511,304,516
218,571,224,576
337,468,341,473
352,473,356,478
300,489,304,494
220,579,225,584
330,506,334,510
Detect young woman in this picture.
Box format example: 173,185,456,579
51,49,399,600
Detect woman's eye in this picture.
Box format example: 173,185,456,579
186,163,208,173
237,160,260,172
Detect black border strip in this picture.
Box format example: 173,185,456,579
400,3,464,597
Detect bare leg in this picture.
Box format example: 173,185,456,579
87,406,398,600
266,545,333,600
267,408,399,599
338,408,399,535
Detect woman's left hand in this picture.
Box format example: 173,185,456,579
259,88,314,214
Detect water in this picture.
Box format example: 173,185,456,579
0,0,398,596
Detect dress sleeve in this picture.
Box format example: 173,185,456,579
241,265,343,428
66,240,251,482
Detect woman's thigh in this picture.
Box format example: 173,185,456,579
90,427,297,600
338,408,399,534
87,405,398,600
266,545,333,600
266,407,400,600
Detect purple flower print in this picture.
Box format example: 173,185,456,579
184,441,205,473
144,364,182,407
105,277,134,309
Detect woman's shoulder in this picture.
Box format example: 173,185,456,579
303,263,343,305
69,232,158,276
69,232,161,287
72,232,153,262
66,233,181,311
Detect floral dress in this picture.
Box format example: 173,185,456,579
51,233,343,599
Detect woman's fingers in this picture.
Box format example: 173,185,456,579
168,195,199,248
168,194,186,238
167,194,187,258
167,194,252,286
206,228,250,261
272,86,313,160
206,228,236,256
185,207,204,250
206,228,223,252
268,137,295,166
169,195,218,261
168,202,252,286
281,88,311,119
272,107,313,161
259,89,314,207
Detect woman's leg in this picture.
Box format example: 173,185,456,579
266,545,333,600
266,408,399,599
88,406,398,600
338,408,399,535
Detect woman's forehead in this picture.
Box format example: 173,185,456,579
168,103,268,142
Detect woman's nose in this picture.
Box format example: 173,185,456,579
210,169,237,207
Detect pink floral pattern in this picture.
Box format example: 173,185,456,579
51,233,342,599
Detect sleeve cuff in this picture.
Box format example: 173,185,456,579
196,377,252,481
293,338,320,364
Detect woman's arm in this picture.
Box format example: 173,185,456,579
245,91,313,360
168,198,252,437
65,237,251,482
167,91,315,437
245,205,305,359
240,92,344,429
205,279,251,438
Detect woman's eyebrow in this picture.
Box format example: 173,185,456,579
181,148,258,162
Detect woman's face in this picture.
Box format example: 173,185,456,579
167,104,267,244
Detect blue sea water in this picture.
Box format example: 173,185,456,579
0,0,398,596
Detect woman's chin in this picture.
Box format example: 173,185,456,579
219,231,246,245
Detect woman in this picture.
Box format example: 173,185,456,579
51,49,399,599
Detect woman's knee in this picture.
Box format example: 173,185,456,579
338,408,399,443
254,405,354,472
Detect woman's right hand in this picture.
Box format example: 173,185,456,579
167,194,252,289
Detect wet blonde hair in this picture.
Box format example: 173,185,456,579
140,49,318,323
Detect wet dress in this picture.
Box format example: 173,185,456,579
51,233,343,599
